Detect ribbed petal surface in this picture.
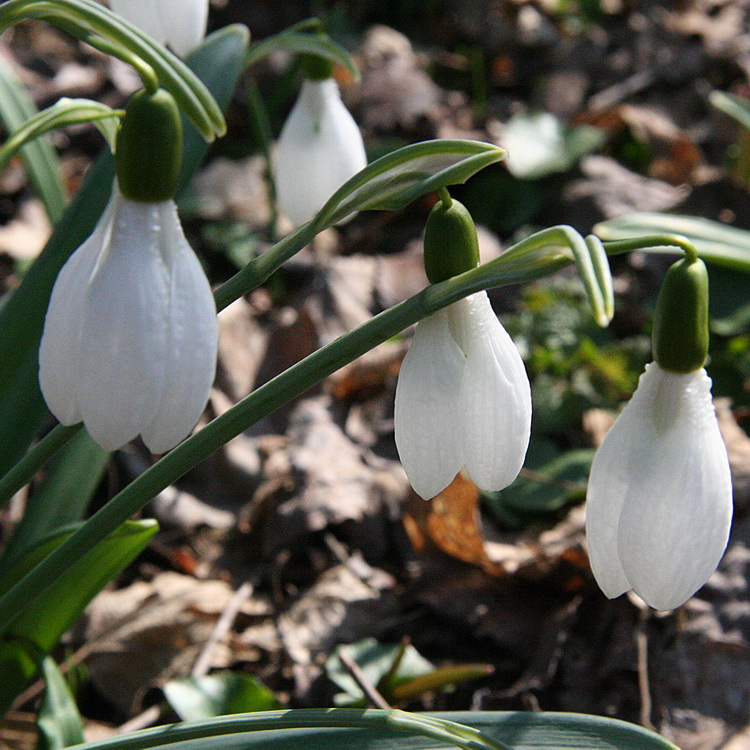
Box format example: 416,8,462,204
140,201,218,453
39,198,116,425
276,79,367,226
109,0,207,56
394,310,464,500
451,293,532,491
39,189,217,452
586,363,733,610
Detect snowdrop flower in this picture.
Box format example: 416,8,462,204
394,195,531,500
39,88,218,453
109,0,208,57
276,75,367,226
585,255,733,610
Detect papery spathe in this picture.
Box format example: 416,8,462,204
109,0,208,57
394,291,532,500
585,362,733,611
276,78,367,226
39,186,218,453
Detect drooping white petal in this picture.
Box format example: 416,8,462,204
75,194,173,450
586,363,733,610
39,198,117,425
615,365,732,610
394,310,465,500
109,0,207,57
451,293,532,492
140,201,218,453
276,78,367,226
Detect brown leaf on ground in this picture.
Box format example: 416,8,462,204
403,472,504,577
715,399,750,513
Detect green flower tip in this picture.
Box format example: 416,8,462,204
115,88,183,203
423,195,480,284
652,255,709,373
302,52,335,81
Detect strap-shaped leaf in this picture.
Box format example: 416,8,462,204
0,56,67,223
0,0,226,139
595,212,750,273
0,98,123,172
710,90,750,132
37,656,85,750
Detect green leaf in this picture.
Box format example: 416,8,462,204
37,655,85,750
0,0,226,140
595,212,750,273
0,98,123,172
164,673,281,722
1,430,109,565
501,112,605,180
0,520,157,715
59,710,677,750
0,23,249,476
0,55,67,224
315,140,507,228
246,28,359,81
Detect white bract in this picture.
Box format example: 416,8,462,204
276,78,367,226
39,186,218,453
586,362,733,611
394,291,532,500
108,0,208,57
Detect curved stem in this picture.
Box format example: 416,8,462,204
79,33,159,94
0,424,82,510
602,233,699,262
438,186,453,209
66,709,509,750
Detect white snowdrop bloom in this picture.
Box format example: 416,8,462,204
276,78,367,226
39,186,218,453
109,0,208,57
394,291,532,500
585,362,733,611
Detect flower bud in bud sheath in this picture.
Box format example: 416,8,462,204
423,197,480,283
115,88,182,203
652,256,709,374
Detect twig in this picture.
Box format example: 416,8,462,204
635,604,654,730
338,649,391,710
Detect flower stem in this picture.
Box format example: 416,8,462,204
0,225,576,634
602,234,699,263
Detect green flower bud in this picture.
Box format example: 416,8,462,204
423,197,480,284
115,88,182,203
302,53,335,81
652,256,709,374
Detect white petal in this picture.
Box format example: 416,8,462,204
452,293,532,492
276,78,367,226
39,195,117,425
614,365,733,610
394,310,465,500
109,0,167,46
140,201,217,453
75,194,173,449
108,0,207,56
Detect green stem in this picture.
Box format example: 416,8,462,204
602,233,698,263
438,187,453,209
66,709,508,750
0,424,83,510
0,226,574,635
77,32,159,94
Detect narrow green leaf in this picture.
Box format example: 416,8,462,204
710,90,750,132
0,24,249,476
0,98,122,172
595,212,750,273
246,30,360,81
37,655,85,750
0,55,67,223
315,140,507,228
391,666,494,701
0,520,157,715
164,674,281,722
1,430,109,565
61,710,676,750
